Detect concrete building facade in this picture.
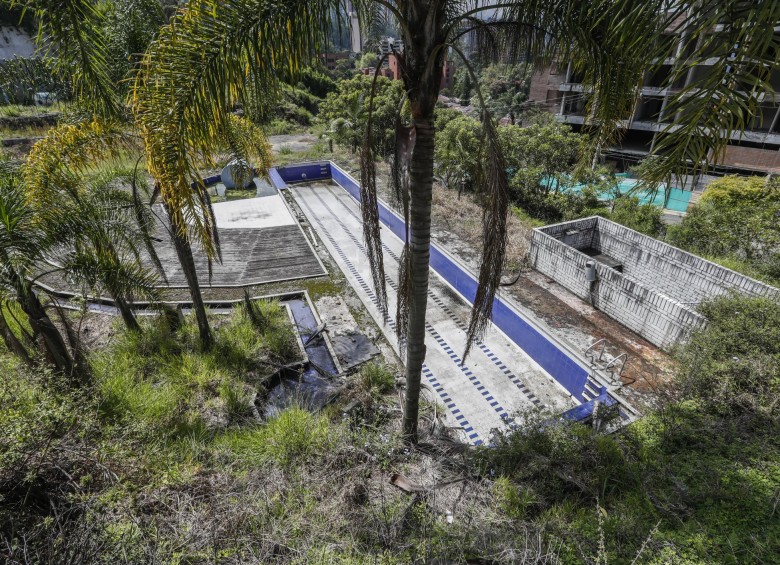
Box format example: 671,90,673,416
528,18,780,183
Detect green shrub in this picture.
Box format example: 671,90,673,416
480,416,632,503
666,175,780,284
603,196,663,236
675,294,780,419
220,406,336,467
358,363,395,395
266,119,297,135
494,476,538,520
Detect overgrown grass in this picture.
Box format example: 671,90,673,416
2,295,779,563
210,187,258,203
94,300,299,440
265,119,300,136
0,125,49,139
357,363,395,396
218,406,336,467
0,102,70,118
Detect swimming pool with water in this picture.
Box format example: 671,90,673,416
543,175,692,212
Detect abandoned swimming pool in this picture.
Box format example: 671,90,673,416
271,162,633,441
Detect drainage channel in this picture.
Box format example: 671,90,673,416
263,294,341,418
54,292,343,416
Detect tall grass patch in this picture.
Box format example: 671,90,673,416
92,300,299,442
218,406,337,468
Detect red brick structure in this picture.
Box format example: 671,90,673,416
387,53,455,90
318,52,349,71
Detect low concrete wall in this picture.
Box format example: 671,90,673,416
530,217,779,349
593,220,779,305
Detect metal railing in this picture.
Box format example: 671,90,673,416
584,338,606,362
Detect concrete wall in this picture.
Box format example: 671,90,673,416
530,217,779,349
591,219,780,306
0,26,36,60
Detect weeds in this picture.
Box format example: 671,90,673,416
220,406,336,467
358,363,395,396
2,296,780,562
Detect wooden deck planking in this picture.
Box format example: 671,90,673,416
154,225,326,287
34,204,326,297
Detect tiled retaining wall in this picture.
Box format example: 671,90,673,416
530,217,780,349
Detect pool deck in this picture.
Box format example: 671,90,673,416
36,188,327,295
153,191,326,287
290,180,578,443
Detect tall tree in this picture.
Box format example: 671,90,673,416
0,173,79,377
130,0,779,442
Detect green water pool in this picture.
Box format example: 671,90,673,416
544,175,692,212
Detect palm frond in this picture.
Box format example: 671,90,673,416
0,174,47,267
647,1,780,183
391,116,414,351
23,119,129,206
132,0,337,256
464,112,509,360
359,59,391,317
560,0,671,164
8,0,120,117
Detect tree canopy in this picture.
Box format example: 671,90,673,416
666,175,780,284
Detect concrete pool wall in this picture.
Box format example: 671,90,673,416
271,161,625,412
531,216,780,349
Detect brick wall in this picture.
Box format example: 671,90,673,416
530,217,779,349
534,217,597,249
718,146,780,174
529,66,560,112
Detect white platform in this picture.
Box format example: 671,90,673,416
212,194,296,230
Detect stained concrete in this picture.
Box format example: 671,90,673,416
291,181,576,444
210,194,296,230
531,216,780,348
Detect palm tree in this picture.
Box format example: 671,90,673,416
329,95,367,153
23,121,163,332
44,177,162,332
130,108,273,349
25,0,780,440
0,173,79,376
4,0,250,349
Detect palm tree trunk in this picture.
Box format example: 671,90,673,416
0,246,76,375
402,117,435,442
114,295,140,332
20,289,76,376
167,210,212,349
0,307,32,365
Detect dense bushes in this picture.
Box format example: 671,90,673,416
675,294,780,419
432,114,668,233
476,294,780,563
666,175,780,284
319,74,405,156
2,291,780,562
